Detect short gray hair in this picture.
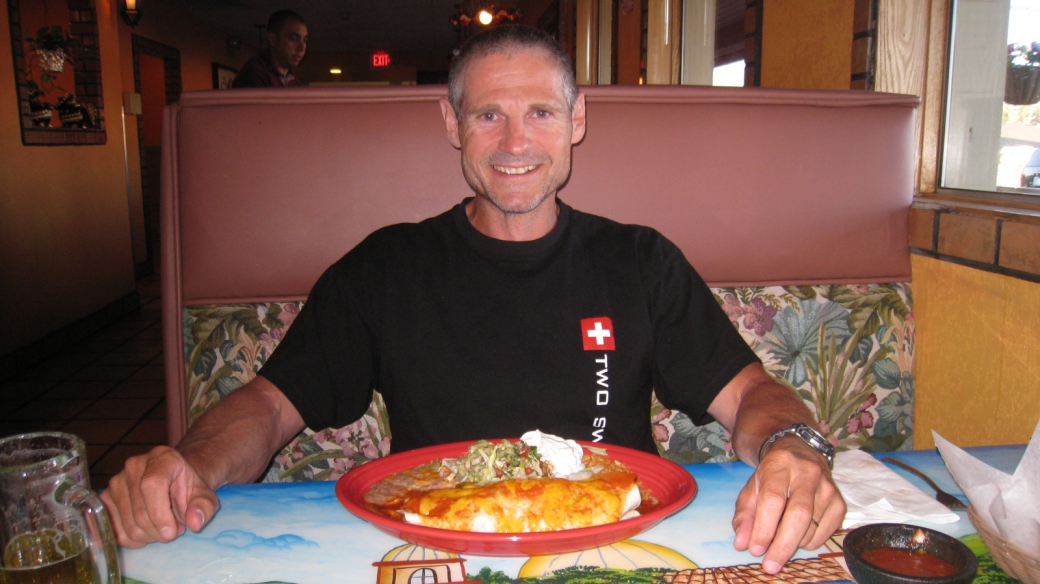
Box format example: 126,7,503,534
447,25,577,119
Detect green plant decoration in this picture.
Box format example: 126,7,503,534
24,25,96,96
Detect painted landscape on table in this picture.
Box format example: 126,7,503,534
120,462,996,584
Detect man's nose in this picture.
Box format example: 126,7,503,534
499,119,528,155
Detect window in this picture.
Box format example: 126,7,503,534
408,568,437,584
942,0,1040,195
713,60,745,86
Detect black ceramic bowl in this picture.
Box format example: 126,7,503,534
843,524,978,584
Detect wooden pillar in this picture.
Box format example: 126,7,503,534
559,0,576,66
681,0,716,85
647,0,683,84
759,0,855,89
616,0,644,84
576,0,600,84
875,0,932,191
598,0,614,84
918,0,950,195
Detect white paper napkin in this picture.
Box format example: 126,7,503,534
934,420,1040,555
832,450,960,529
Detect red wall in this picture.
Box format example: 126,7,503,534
139,52,165,147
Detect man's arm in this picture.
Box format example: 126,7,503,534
708,363,846,574
100,375,305,548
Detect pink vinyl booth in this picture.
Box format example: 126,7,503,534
161,85,918,482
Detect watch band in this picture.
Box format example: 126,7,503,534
758,423,835,469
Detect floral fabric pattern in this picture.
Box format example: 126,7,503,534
182,283,913,478
652,283,915,464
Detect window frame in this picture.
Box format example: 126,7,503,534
917,0,1040,219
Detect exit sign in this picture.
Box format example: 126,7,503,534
371,51,391,68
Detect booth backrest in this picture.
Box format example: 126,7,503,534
162,85,919,480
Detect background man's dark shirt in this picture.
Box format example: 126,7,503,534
232,54,301,88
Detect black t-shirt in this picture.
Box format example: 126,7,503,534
260,199,759,454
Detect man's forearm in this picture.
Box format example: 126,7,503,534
175,376,306,489
711,364,826,467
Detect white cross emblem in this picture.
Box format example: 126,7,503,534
586,321,612,345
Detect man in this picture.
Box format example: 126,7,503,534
232,10,307,88
102,26,844,575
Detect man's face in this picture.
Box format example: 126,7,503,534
268,21,308,71
440,49,586,216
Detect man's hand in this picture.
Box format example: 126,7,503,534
707,363,847,574
731,437,846,573
99,376,306,548
100,446,220,548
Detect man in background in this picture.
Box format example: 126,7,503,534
232,10,308,88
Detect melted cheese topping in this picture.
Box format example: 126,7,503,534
399,471,640,533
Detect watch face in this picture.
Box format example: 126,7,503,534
794,425,834,466
759,424,834,468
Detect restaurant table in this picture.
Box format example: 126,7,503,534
121,445,1024,584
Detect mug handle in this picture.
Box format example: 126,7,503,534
60,483,121,584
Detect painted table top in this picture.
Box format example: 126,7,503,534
120,446,1025,584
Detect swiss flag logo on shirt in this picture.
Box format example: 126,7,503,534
581,317,616,351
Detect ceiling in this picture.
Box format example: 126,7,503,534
177,0,466,55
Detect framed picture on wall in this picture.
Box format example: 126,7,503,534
8,0,107,145
212,63,237,89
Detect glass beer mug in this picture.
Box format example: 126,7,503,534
0,432,119,584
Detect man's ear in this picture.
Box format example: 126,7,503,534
570,93,587,145
439,97,462,149
266,31,278,49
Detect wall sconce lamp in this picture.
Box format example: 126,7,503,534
121,0,143,27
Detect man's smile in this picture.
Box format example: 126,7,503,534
493,165,539,175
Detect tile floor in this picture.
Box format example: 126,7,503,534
0,274,166,489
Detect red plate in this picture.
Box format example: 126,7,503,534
335,439,696,556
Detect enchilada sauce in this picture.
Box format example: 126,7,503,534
861,547,959,577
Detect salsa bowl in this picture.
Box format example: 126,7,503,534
842,524,977,584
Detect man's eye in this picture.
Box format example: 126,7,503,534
479,113,497,121
533,110,550,118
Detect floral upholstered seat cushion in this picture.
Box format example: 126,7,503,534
652,283,914,464
182,283,913,481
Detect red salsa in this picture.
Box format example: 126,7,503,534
861,547,959,578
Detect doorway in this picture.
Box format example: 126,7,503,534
131,35,181,277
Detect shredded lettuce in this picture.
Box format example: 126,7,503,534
437,439,549,486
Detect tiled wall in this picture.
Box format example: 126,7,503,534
910,200,1040,449
912,254,1040,448
910,203,1040,283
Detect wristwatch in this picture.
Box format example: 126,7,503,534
758,423,835,469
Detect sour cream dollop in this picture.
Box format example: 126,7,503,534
520,430,587,478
